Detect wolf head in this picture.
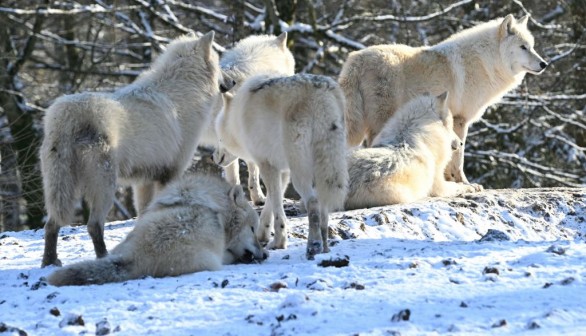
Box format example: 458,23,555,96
499,14,548,76
220,32,296,88
224,185,268,264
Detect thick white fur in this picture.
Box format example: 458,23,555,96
47,174,267,286
345,93,482,210
40,32,224,267
199,33,295,205
339,14,547,184
215,74,348,259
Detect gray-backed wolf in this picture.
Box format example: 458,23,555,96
339,14,548,184
214,74,348,259
345,93,482,210
47,174,267,286
40,32,230,267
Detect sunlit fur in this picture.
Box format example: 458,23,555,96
215,74,348,259
345,93,482,210
47,174,267,286
199,33,295,205
339,14,547,184
40,32,224,267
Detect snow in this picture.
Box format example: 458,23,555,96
1,188,586,335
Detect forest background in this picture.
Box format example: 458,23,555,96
0,0,584,232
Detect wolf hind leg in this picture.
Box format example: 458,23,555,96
305,197,322,260
42,218,62,267
84,172,116,259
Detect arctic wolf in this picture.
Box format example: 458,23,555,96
199,33,295,205
47,174,267,286
40,32,229,267
214,74,348,259
345,93,482,210
339,14,548,183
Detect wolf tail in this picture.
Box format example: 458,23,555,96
338,52,366,147
40,99,81,227
40,93,118,226
311,90,349,212
48,255,134,286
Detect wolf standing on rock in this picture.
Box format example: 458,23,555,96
214,74,348,259
339,14,548,184
345,93,482,210
199,33,295,205
48,174,267,286
40,32,230,267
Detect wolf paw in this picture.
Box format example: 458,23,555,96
41,258,62,268
251,193,266,206
467,183,484,192
306,240,323,260
266,238,287,250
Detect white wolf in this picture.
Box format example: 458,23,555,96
345,93,482,210
47,174,267,286
339,14,548,184
214,74,348,259
40,32,230,267
199,33,295,205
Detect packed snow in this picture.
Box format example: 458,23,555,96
1,188,585,335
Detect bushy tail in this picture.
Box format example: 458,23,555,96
338,53,366,147
48,255,133,286
40,100,80,226
311,97,349,211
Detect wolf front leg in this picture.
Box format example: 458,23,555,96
259,162,288,250
445,116,470,184
246,161,266,205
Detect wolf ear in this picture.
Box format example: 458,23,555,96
500,14,515,37
436,91,450,119
518,14,530,27
228,185,246,207
275,32,288,50
200,31,215,59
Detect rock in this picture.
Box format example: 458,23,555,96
479,229,511,242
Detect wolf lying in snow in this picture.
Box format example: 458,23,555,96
345,93,482,210
40,32,232,267
339,14,548,184
214,74,348,259
47,174,267,286
199,33,295,205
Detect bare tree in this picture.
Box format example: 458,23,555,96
0,0,583,231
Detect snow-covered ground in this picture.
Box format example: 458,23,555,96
1,188,585,335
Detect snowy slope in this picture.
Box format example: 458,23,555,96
1,188,585,336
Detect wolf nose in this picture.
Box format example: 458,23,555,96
540,62,548,69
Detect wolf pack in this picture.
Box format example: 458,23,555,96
40,14,548,286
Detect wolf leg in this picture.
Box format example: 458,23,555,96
305,197,322,259
246,161,266,205
259,162,288,249
224,160,240,186
133,182,155,216
41,218,62,267
258,197,273,243
319,208,330,254
446,116,470,183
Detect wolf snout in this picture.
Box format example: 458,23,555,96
539,61,548,70
242,249,268,263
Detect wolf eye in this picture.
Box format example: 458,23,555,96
520,45,527,50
